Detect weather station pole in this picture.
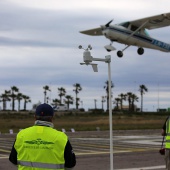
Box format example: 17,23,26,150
79,45,113,170
107,55,113,170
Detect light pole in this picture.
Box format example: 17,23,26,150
94,99,97,109
79,45,113,170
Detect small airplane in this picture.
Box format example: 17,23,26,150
80,12,170,57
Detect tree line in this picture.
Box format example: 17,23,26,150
0,83,82,111
0,83,148,112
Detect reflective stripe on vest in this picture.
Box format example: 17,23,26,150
18,160,64,169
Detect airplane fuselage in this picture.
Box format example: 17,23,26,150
103,25,170,52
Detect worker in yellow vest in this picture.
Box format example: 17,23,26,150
9,103,76,170
162,116,170,170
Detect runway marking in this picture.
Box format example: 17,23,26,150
0,156,9,159
116,165,165,170
75,147,156,156
0,148,10,153
71,135,163,156
0,154,9,159
75,143,109,148
76,151,110,156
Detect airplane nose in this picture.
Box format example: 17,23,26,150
102,30,111,39
100,24,110,37
100,25,106,30
102,30,107,37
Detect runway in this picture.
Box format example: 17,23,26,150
0,130,166,170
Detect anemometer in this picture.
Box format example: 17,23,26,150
78,45,111,72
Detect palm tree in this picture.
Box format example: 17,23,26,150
17,93,23,111
118,93,127,110
104,80,114,110
10,86,19,111
43,85,51,103
0,90,11,110
114,98,121,110
139,84,148,112
126,92,133,111
131,94,139,111
58,87,66,104
73,83,82,109
52,99,61,107
64,95,74,109
22,95,31,111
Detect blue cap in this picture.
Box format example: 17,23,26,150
35,103,54,116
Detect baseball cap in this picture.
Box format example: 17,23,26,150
35,103,54,116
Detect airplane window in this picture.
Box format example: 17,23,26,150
144,29,150,37
138,29,150,37
120,22,130,28
131,25,138,31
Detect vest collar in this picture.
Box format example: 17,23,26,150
34,120,54,128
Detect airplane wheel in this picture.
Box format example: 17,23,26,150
117,51,123,58
137,48,144,55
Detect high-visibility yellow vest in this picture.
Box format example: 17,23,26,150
14,125,68,170
166,117,170,149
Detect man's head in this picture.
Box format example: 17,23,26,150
35,103,54,122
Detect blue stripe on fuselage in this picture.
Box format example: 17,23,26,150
107,27,170,51
152,39,170,51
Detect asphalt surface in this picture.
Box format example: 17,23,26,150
0,129,166,170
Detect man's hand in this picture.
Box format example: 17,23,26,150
162,129,166,136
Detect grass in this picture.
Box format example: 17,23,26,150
0,111,167,133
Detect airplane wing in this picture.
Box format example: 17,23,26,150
80,27,102,36
129,12,170,30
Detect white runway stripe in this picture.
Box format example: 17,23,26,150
116,165,165,170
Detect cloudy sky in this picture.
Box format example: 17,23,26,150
0,0,169,111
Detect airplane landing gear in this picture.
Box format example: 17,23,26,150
137,47,144,55
117,45,130,58
117,51,123,58
104,44,116,52
106,44,144,57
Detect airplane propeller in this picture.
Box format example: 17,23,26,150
105,19,113,27
101,19,113,30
